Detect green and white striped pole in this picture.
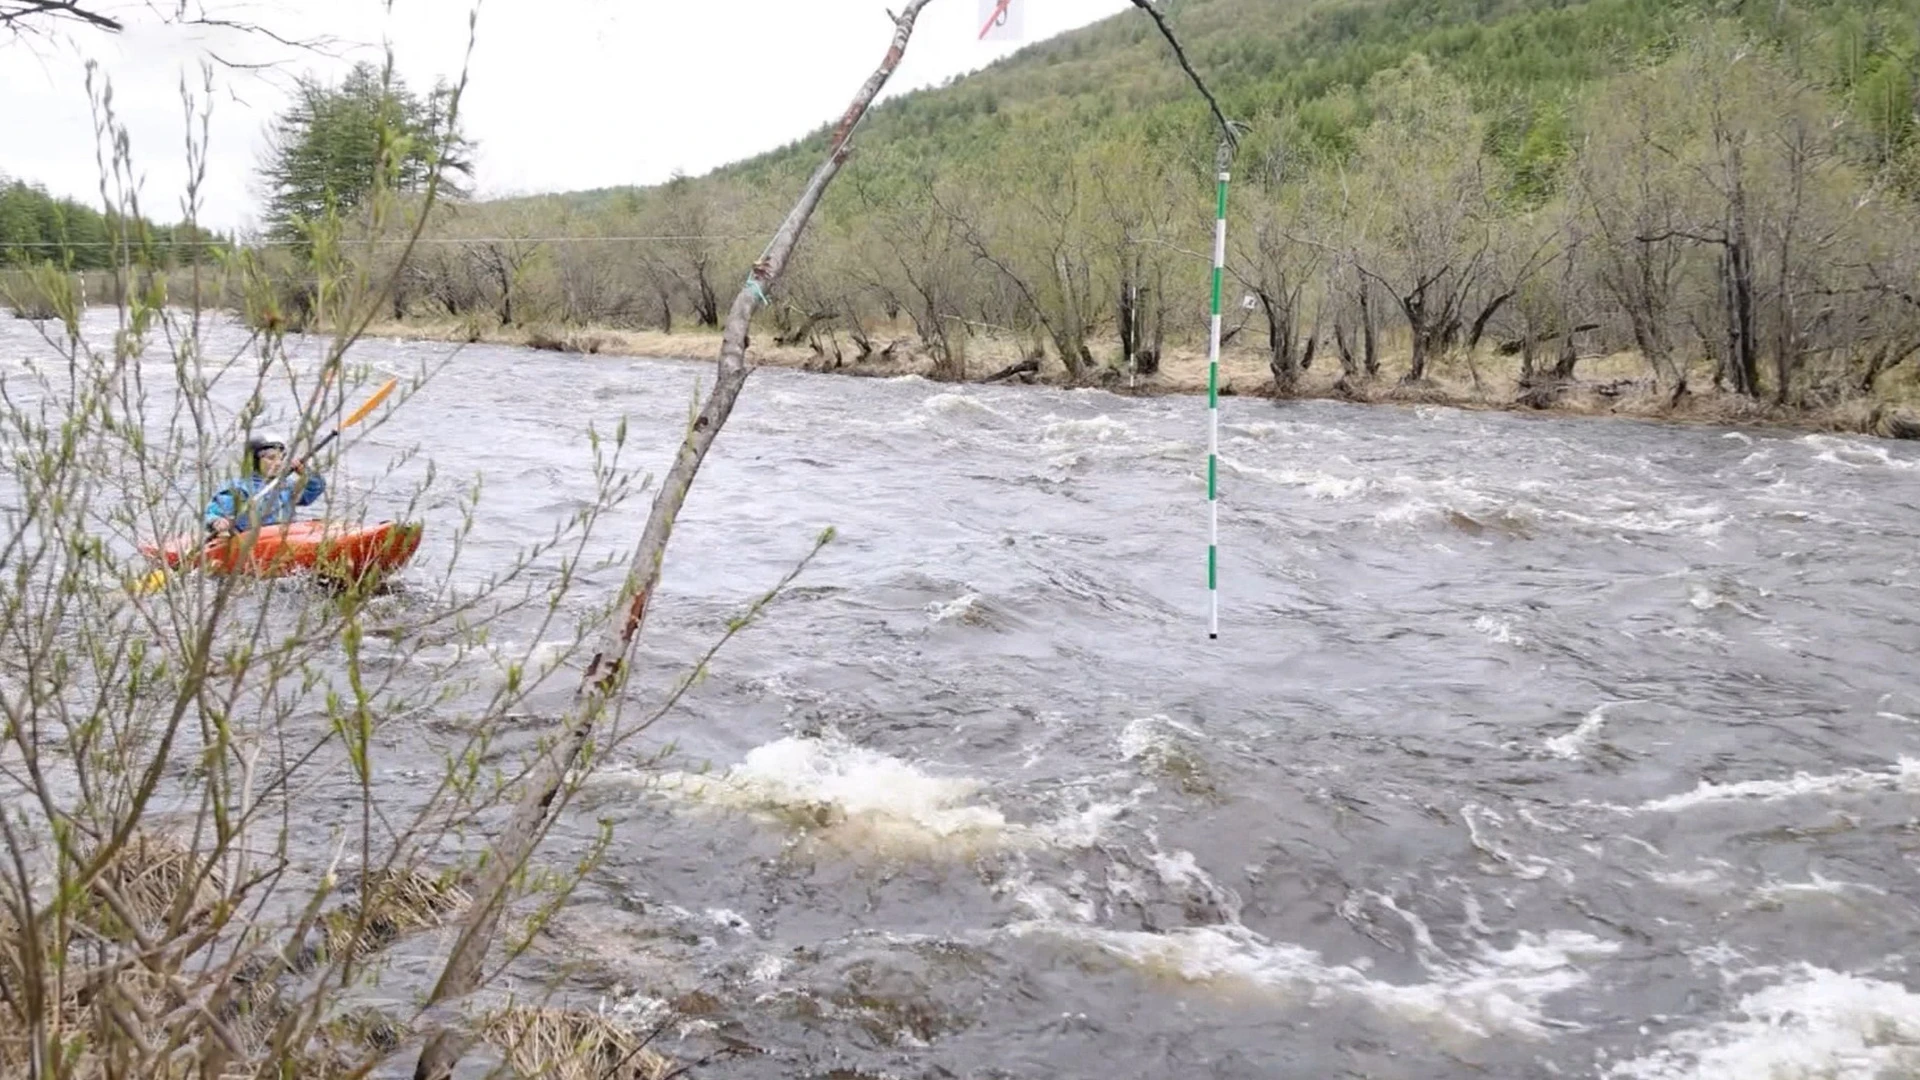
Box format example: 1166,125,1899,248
1207,142,1231,640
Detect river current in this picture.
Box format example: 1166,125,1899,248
5,311,1919,1079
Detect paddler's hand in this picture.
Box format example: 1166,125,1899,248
209,517,234,538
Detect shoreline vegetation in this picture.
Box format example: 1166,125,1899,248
352,314,1920,441
7,277,1918,440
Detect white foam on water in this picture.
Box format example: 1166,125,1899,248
706,908,752,932
1544,702,1638,760
1371,891,1447,967
1376,498,1440,527
1040,413,1133,444
1304,473,1375,500
927,591,987,626
1750,874,1888,906
1149,848,1210,891
647,735,1121,858
1474,614,1527,648
1010,920,1619,1040
1118,714,1204,762
1565,497,1729,539
1632,758,1920,813
1034,795,1137,849
1044,449,1088,475
650,735,1016,855
920,390,1010,420
1687,581,1764,618
1606,965,1920,1079
597,987,673,1031
1801,433,1919,471
1647,867,1734,893
1215,458,1378,500
1141,438,1196,460
1544,710,1606,760
1001,873,1098,924
1462,804,1572,883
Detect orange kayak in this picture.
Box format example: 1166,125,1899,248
141,520,424,582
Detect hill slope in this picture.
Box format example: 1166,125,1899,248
647,0,1919,198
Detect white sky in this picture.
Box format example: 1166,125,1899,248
1,0,1131,234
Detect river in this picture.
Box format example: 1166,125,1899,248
5,311,1919,1078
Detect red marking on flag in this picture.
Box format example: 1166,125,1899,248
978,0,1012,39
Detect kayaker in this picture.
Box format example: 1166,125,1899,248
205,435,326,538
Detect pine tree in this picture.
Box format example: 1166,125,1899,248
258,62,474,242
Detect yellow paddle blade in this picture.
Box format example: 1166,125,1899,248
341,377,398,429
133,568,169,595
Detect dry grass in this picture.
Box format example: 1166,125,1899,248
314,866,472,964
478,1005,676,1080
0,838,491,1080
87,830,226,938
0,833,232,1080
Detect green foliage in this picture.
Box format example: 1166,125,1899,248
259,61,474,243
674,0,1918,200
0,175,222,270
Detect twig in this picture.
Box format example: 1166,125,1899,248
1126,0,1238,150
0,0,122,32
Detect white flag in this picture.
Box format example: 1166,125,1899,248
977,0,1024,41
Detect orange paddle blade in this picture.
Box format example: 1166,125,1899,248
342,377,397,429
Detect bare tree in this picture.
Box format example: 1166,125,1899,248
848,165,973,378
1624,33,1868,403
1576,68,1696,393
1347,59,1503,384
1092,135,1183,381
652,175,739,328
944,138,1104,383
1232,154,1331,395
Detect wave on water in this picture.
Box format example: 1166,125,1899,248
1801,433,1920,471
1607,964,1920,1079
1039,413,1135,445
639,733,1127,858
1543,704,1616,759
1629,757,1920,813
1009,919,1619,1040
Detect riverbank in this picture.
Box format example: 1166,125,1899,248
360,316,1920,441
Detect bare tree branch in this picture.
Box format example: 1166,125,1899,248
0,0,122,32
1126,0,1237,149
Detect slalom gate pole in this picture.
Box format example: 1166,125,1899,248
1207,138,1231,640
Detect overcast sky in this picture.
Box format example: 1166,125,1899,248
2,0,1131,233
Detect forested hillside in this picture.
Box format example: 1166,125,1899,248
310,0,1920,412
0,176,221,271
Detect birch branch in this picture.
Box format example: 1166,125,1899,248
408,5,938,1077
1126,0,1242,152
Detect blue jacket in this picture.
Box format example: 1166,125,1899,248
205,472,326,532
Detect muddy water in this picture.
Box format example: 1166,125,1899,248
6,312,1920,1078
